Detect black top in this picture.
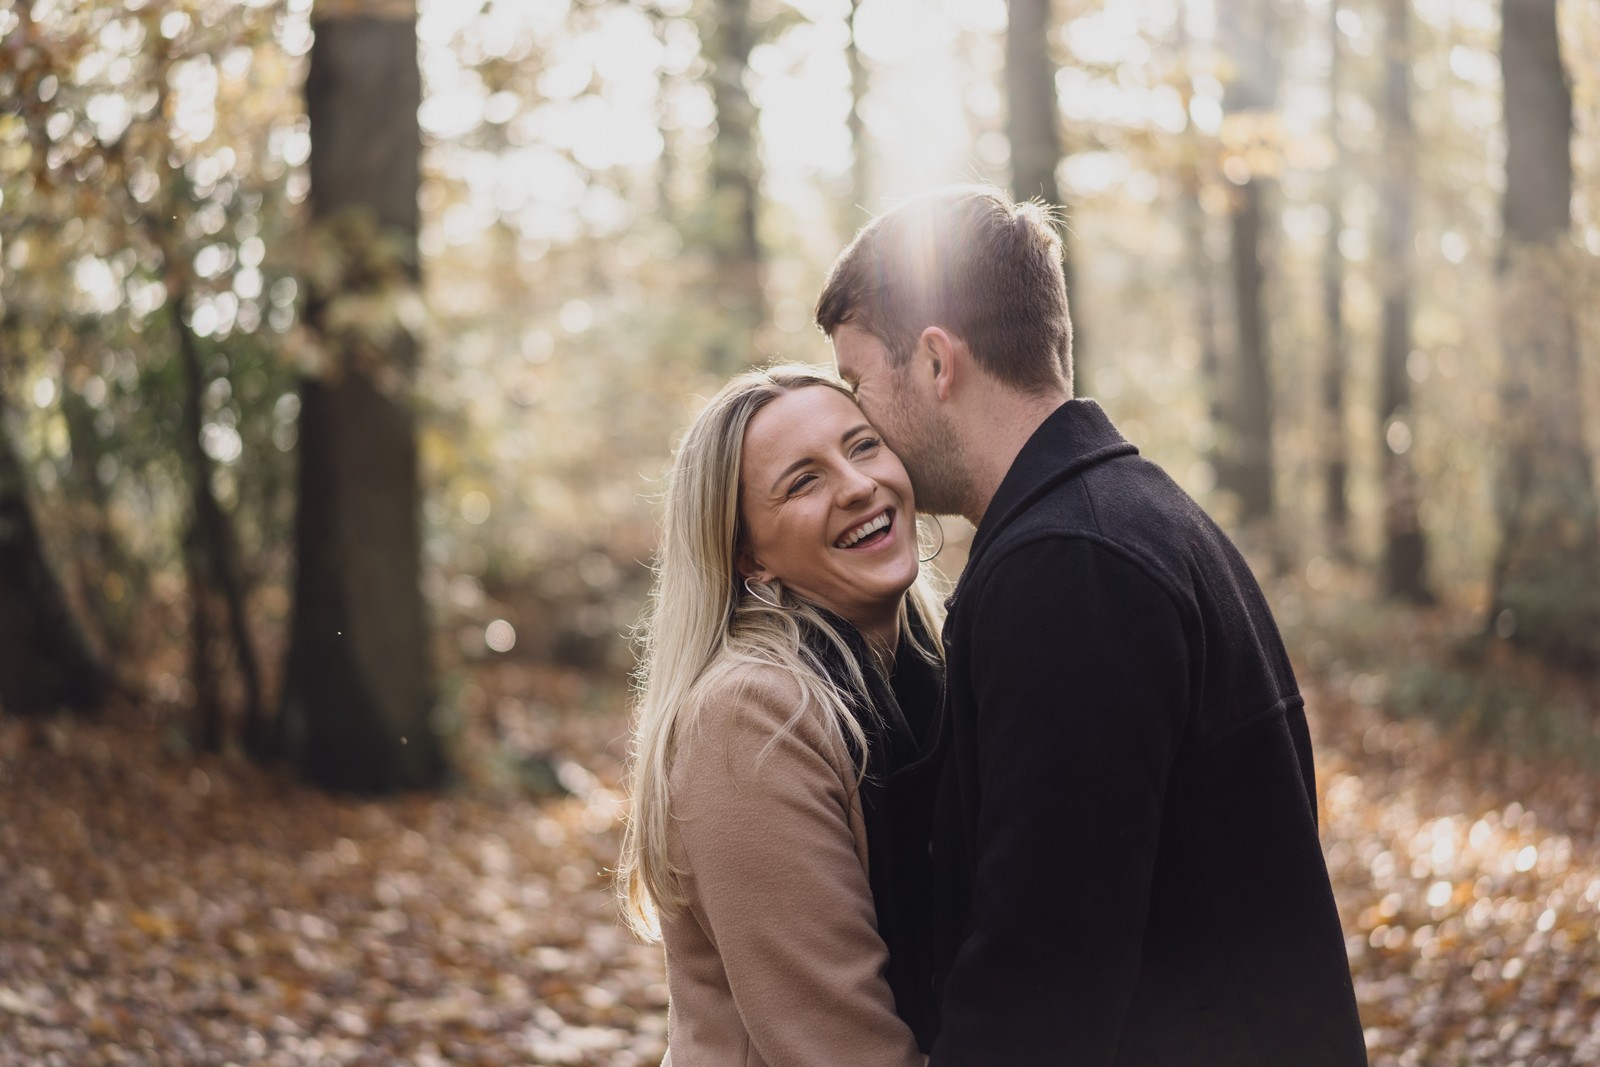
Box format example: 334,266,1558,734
806,606,943,1050
919,400,1367,1066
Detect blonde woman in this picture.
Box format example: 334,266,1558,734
619,366,945,1066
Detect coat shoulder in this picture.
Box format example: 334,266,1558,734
682,659,817,744
972,456,1215,611
669,658,850,793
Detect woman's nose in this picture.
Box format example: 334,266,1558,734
835,464,876,506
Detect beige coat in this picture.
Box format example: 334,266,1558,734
659,664,925,1067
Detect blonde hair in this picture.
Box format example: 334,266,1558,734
617,364,945,938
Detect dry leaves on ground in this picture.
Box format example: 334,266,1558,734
0,667,665,1067
1310,670,1600,1066
3,661,1599,1065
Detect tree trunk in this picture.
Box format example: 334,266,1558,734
0,1,107,716
1176,3,1225,490
173,287,267,755
702,0,764,371
0,401,107,717
60,374,142,657
1006,0,1080,393
1226,179,1274,524
1320,0,1351,558
1378,0,1430,601
1489,0,1600,667
838,0,871,239
280,4,444,791
650,8,685,230
1217,0,1280,527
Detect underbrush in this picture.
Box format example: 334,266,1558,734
1271,568,1600,772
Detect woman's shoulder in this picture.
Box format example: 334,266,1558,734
671,656,846,785
681,658,812,749
694,656,805,720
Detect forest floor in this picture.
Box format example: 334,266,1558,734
3,656,1599,1066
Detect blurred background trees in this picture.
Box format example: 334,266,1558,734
1214,0,1283,530
1,0,1597,787
1490,0,1599,667
1006,0,1080,383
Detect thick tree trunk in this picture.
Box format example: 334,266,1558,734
0,404,107,717
280,5,444,790
1006,0,1080,393
1378,0,1430,601
1217,0,1280,527
1320,0,1351,558
0,2,107,716
1489,0,1600,667
702,0,763,371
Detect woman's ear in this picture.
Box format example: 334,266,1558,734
736,548,770,583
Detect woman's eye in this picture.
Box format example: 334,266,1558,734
851,437,881,456
786,473,816,496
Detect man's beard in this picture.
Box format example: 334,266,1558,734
889,396,971,519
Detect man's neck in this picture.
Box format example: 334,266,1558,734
958,390,1070,528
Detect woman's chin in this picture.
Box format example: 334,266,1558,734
858,556,921,607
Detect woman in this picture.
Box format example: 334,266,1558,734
618,366,945,1066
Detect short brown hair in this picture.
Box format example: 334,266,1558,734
815,185,1072,395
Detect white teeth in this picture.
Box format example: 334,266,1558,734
836,512,891,548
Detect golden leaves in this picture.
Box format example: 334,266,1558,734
0,666,666,1066
1312,679,1600,1064
8,648,1595,1064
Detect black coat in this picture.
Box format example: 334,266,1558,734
920,401,1367,1066
812,608,945,1051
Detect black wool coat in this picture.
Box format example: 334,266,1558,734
920,401,1367,1066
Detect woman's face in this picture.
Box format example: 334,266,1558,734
737,386,920,632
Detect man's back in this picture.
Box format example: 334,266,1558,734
923,400,1366,1066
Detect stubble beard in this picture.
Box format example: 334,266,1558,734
885,387,972,519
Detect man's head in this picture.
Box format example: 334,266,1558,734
815,185,1073,515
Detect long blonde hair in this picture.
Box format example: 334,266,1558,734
617,365,946,939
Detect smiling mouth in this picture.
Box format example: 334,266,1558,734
835,509,893,549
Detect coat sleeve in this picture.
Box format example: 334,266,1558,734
929,539,1189,1066
671,671,925,1067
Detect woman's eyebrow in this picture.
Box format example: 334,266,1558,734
767,424,873,494
769,455,814,494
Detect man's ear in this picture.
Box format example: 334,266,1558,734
917,326,961,402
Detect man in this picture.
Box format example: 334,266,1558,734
815,186,1367,1065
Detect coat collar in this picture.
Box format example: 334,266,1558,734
956,399,1138,601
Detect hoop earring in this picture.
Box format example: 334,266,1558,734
744,577,784,609
918,515,945,563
